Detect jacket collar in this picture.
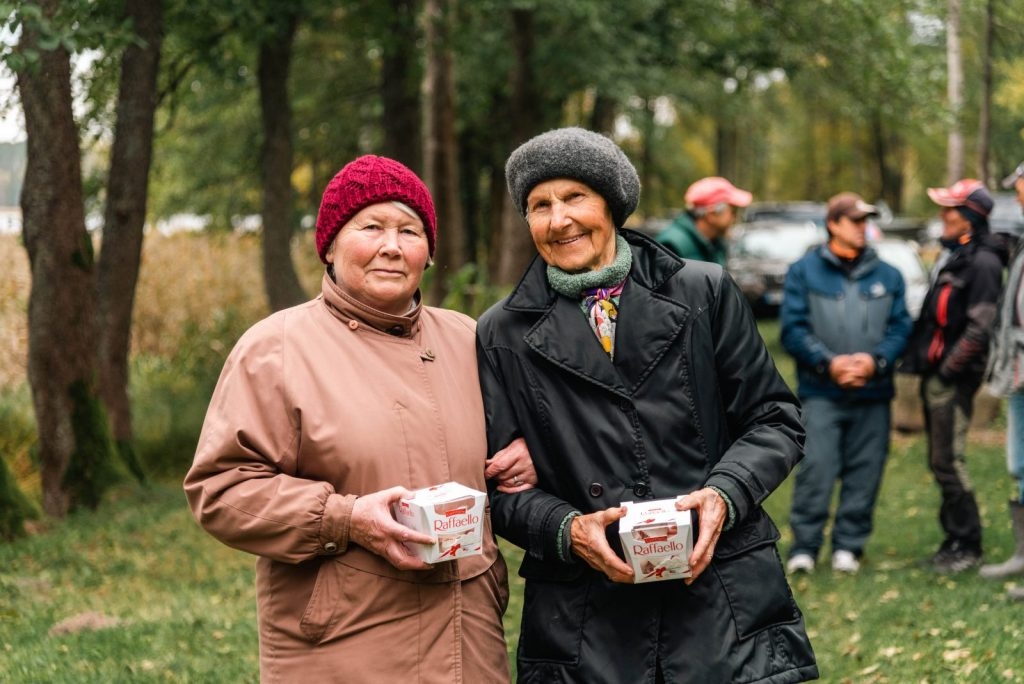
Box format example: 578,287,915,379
503,230,690,397
817,243,880,278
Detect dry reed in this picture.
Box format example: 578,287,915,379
0,230,324,394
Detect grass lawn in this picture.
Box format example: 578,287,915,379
3,319,1024,682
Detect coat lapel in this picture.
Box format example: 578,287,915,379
524,294,629,396
512,233,692,398
612,277,690,395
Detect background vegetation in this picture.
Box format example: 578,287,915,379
4,0,1024,679
3,233,1024,682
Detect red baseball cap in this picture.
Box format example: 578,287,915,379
684,177,752,209
926,179,993,217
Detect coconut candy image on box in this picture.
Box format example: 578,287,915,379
393,482,485,563
619,499,693,583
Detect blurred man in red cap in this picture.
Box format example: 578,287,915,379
980,161,1024,598
655,176,752,266
901,179,1010,573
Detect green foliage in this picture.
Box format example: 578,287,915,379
131,308,250,477
0,454,36,541
428,261,512,319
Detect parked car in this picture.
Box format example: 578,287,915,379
727,221,827,316
743,201,827,227
728,221,928,319
873,238,929,320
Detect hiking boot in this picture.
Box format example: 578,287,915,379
931,540,982,574
979,501,1024,579
832,550,860,574
787,553,815,574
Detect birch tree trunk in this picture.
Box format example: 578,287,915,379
946,0,964,183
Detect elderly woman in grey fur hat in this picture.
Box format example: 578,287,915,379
476,127,818,683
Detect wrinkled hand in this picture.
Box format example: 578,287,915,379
350,486,434,571
675,488,728,584
570,507,633,583
485,437,537,493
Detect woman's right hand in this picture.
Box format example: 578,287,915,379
570,506,634,583
350,486,435,571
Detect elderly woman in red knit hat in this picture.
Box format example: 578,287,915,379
185,155,533,682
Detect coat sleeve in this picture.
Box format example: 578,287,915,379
183,320,356,564
703,271,806,524
940,251,1003,380
873,269,913,371
779,257,834,375
476,336,581,565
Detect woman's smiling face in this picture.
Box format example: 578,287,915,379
525,178,617,273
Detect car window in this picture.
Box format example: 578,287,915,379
733,224,825,260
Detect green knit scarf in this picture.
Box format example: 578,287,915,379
546,233,633,298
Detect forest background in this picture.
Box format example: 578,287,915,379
2,1,1024,678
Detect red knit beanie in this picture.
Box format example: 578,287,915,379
315,155,437,263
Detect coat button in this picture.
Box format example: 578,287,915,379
323,541,338,553
588,482,604,497
619,399,631,412
633,482,650,497
348,320,359,330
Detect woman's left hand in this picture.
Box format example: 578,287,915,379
675,488,728,584
485,437,537,493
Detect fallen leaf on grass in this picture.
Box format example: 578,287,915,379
879,646,903,658
879,589,900,603
942,648,970,662
858,664,881,676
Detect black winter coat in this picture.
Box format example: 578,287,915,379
477,230,818,684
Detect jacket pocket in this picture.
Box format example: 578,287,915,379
298,558,344,643
712,511,800,640
517,560,591,665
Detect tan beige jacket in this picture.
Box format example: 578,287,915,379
185,274,509,683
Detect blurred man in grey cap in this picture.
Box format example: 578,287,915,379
981,161,1024,597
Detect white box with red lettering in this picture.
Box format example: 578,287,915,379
619,499,693,583
393,482,486,563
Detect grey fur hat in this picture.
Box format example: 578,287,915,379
505,127,641,228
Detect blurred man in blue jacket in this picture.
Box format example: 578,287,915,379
781,192,912,574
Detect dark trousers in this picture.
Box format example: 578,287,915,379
789,397,891,558
921,373,983,550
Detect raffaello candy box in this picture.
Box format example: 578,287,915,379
618,499,693,583
393,482,486,563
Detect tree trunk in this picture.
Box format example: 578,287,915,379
17,0,118,517
423,0,465,304
494,8,542,286
97,0,164,483
977,0,994,184
870,112,905,213
590,94,617,135
381,0,422,172
945,0,964,183
259,9,307,312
